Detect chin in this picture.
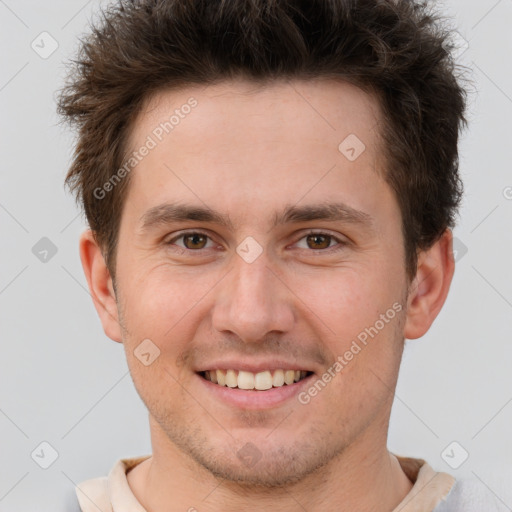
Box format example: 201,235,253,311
196,457,314,487
172,430,341,488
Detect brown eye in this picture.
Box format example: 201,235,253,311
306,233,332,250
182,232,208,249
294,231,347,253
166,231,214,251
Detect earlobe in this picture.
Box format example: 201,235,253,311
79,230,123,343
403,229,455,340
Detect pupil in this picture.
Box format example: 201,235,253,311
186,233,205,249
309,234,329,249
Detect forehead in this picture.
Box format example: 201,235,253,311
129,77,384,161
122,78,394,231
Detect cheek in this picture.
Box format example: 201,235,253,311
288,264,396,334
307,312,404,427
118,272,200,402
293,265,405,382
117,265,217,365
120,265,186,330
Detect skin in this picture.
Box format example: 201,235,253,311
80,78,455,511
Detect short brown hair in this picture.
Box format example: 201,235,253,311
58,0,468,283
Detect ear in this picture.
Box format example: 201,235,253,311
403,228,455,340
79,230,123,343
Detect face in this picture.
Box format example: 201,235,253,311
108,79,413,485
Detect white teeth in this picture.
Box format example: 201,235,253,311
204,369,309,390
216,369,226,386
272,369,285,387
237,370,255,390
254,371,273,390
284,370,295,385
225,369,238,388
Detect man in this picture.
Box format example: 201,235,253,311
58,0,495,510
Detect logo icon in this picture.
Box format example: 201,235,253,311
448,31,469,60
441,441,469,469
32,237,58,263
31,441,59,469
31,32,59,59
237,442,262,468
134,338,161,366
236,236,263,264
338,134,366,162
452,237,468,262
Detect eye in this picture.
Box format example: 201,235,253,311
166,231,215,251
165,230,347,254
294,231,347,252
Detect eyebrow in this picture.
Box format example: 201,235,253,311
139,201,376,233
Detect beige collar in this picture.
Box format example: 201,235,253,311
76,453,455,512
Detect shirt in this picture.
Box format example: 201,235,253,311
73,453,486,511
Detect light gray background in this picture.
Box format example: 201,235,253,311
1,0,511,510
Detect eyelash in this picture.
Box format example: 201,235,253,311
165,230,348,254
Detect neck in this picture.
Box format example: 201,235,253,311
127,419,413,512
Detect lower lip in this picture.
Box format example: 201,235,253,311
197,373,314,409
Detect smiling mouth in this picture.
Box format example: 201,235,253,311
199,369,313,390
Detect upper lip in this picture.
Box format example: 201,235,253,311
196,359,316,374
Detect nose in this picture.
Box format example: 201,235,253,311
211,250,295,344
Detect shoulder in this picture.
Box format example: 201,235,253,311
75,476,112,512
434,477,509,512
74,455,151,512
